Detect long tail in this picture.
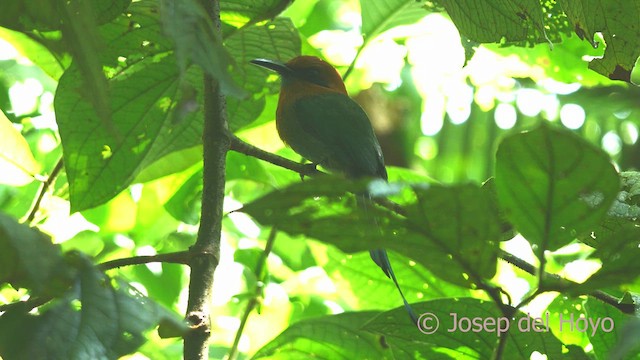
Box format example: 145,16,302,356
370,248,419,325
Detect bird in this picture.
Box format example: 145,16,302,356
250,55,418,325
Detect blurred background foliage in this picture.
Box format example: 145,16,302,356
1,0,639,358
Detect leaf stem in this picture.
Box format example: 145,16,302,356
227,227,278,360
26,157,64,224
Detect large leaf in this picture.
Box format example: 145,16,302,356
55,1,202,212
365,298,569,359
0,255,185,360
560,0,640,82
252,311,390,359
221,0,294,28
0,212,71,296
56,1,299,211
576,224,640,291
0,0,129,32
439,0,568,44
495,123,619,259
0,110,39,186
240,178,502,288
160,0,244,97
253,298,568,359
360,0,427,40
584,297,639,359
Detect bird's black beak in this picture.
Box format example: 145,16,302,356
250,58,292,76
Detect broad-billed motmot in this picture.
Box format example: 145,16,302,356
251,56,418,324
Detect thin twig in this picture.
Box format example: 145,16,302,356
498,249,634,314
227,227,278,360
26,157,64,223
98,251,191,270
228,133,322,178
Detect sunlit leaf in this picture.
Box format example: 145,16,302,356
241,178,501,287
0,110,39,186
0,212,71,296
584,297,639,359
365,298,568,359
495,123,619,259
0,255,185,359
252,311,390,359
360,0,427,40
562,1,640,82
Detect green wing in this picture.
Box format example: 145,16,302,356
290,93,387,179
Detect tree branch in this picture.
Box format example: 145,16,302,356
498,249,634,314
26,157,64,224
98,251,191,270
183,1,229,358
229,133,322,178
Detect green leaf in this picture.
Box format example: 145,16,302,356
0,0,130,32
360,0,427,40
159,0,245,97
405,184,502,286
0,212,72,296
0,255,185,359
439,0,568,45
0,27,67,80
56,1,204,211
0,110,39,186
577,224,640,291
495,123,619,259
365,298,566,359
324,247,472,312
584,297,639,359
561,1,640,82
252,311,390,359
240,178,502,288
164,168,202,225
221,0,294,28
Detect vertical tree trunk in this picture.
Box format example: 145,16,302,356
183,0,229,358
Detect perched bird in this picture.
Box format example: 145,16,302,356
251,55,417,324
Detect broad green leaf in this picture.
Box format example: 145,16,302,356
324,247,472,312
440,0,569,45
0,110,39,186
584,297,639,359
495,123,619,259
221,0,294,28
226,18,300,131
0,255,185,359
240,178,502,288
56,56,198,212
59,0,114,133
0,212,72,296
252,311,390,359
577,224,640,291
360,0,427,40
134,146,202,184
0,27,67,80
365,298,568,359
159,0,245,97
405,184,501,286
164,168,202,225
56,1,203,211
0,0,130,32
561,1,640,82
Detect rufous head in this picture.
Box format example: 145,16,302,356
251,56,347,94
